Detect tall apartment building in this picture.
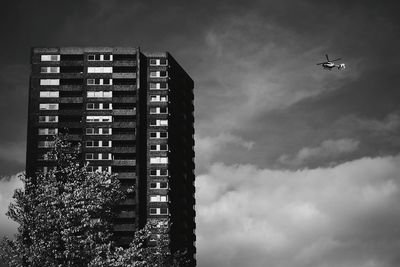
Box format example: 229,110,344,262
26,47,195,264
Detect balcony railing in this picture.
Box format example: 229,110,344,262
113,224,136,232
112,134,135,140
118,211,136,218
112,160,136,166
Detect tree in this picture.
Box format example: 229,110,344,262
0,137,191,267
0,137,125,267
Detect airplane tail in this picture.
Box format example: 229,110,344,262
337,63,346,70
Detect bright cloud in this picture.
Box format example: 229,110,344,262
196,155,400,267
0,174,23,238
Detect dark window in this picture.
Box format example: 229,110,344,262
160,144,167,150
103,54,111,60
60,54,84,61
113,54,136,61
160,59,167,65
160,208,168,214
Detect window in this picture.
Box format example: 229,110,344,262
41,67,60,73
149,58,168,66
87,91,113,98
86,140,112,147
87,79,113,85
87,54,113,61
40,91,59,98
150,157,168,164
86,103,112,110
38,141,55,148
86,128,112,135
87,165,112,173
150,169,168,176
150,195,168,202
150,107,168,114
87,67,113,73
150,119,168,127
39,116,58,123
41,55,60,61
150,144,168,151
38,128,58,135
149,208,168,215
149,82,168,90
39,103,59,110
150,95,168,102
86,116,112,122
150,182,168,189
150,71,167,78
40,79,59,86
150,132,168,139
85,153,111,160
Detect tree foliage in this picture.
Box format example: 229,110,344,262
0,137,125,266
0,137,191,267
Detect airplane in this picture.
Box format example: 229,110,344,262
317,54,346,70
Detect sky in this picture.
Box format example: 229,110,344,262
1,0,400,266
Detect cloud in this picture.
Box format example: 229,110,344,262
196,133,254,172
196,155,400,267
278,138,360,167
0,174,23,238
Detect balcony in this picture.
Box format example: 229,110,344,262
113,60,137,67
118,211,136,218
112,147,136,153
112,134,135,140
59,97,83,103
113,121,136,128
58,122,82,128
112,109,136,116
113,85,136,91
65,134,82,141
58,109,83,115
112,73,136,79
112,160,136,166
120,198,136,205
115,172,136,179
112,97,136,103
113,224,136,232
59,85,82,91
